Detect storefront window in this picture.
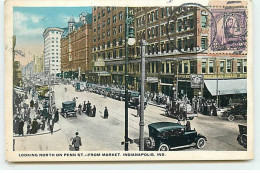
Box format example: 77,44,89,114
220,61,225,73
202,61,206,73
243,59,247,73
227,60,232,73
190,61,194,74
237,61,242,72
209,61,214,73
184,62,188,73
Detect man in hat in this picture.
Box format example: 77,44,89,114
104,107,109,119
72,132,82,151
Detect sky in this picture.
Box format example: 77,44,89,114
13,7,92,66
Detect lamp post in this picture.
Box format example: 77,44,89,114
124,7,135,151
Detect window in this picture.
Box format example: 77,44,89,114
161,8,164,18
98,13,100,20
184,18,188,30
189,18,194,29
189,38,194,50
113,50,117,58
102,21,105,28
155,10,158,20
161,63,165,73
220,61,225,72
119,25,123,33
94,26,96,32
166,7,169,17
178,20,182,32
118,37,122,45
151,12,154,22
237,61,242,72
190,61,194,74
107,18,111,25
119,49,123,58
178,62,182,73
155,26,158,37
119,11,123,20
102,32,105,39
166,42,169,53
107,29,111,37
161,25,164,35
177,39,182,51
161,43,164,53
209,61,214,73
170,22,175,33
113,27,117,35
113,15,116,23
202,61,206,73
113,39,116,46
184,62,188,73
98,23,100,30
201,37,207,50
107,52,111,59
201,15,207,28
102,10,105,17
227,60,232,73
184,38,188,51
98,34,100,41
243,59,247,73
107,41,110,48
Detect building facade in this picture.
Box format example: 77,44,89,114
60,12,93,81
43,27,64,75
13,61,22,87
34,54,44,74
90,6,247,102
90,7,127,84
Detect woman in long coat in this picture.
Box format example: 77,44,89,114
104,107,109,119
18,119,24,136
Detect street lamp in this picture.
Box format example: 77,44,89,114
123,7,135,151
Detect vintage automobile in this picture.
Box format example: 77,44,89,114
128,91,147,109
61,101,76,118
217,102,247,121
75,82,85,92
145,122,207,151
36,85,49,100
165,100,198,121
237,124,247,149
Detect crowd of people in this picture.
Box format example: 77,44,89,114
13,83,59,136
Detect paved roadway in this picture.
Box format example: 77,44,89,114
52,84,246,151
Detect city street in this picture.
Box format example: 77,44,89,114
49,84,246,151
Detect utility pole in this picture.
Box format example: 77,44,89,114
216,64,219,107
176,59,179,99
139,40,146,151
124,6,129,151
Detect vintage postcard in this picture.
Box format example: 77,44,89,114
5,0,253,162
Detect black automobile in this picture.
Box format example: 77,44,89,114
61,101,76,118
237,124,247,149
145,122,207,151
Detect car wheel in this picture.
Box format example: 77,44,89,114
210,109,214,116
178,114,184,121
228,115,235,121
189,117,194,120
196,138,206,149
237,135,242,145
158,144,169,151
145,137,155,150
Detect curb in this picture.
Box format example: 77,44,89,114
13,124,61,138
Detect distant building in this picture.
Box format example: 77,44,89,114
13,61,22,87
43,27,64,75
34,54,44,74
60,12,92,81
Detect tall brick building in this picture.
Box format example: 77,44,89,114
90,6,247,101
60,12,92,81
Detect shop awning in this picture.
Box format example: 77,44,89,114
204,79,247,96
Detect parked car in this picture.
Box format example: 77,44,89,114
237,124,247,149
61,101,76,118
217,102,247,121
165,100,198,121
145,122,207,151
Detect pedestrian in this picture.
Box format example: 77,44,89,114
49,119,54,135
31,118,38,134
86,101,91,116
72,132,82,151
78,103,82,115
83,101,86,112
92,105,96,117
30,99,34,108
54,109,59,123
104,107,109,119
18,119,24,136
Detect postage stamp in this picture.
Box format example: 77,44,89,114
211,8,247,51
4,0,253,162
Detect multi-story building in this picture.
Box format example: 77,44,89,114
22,61,35,79
91,6,247,102
60,12,92,81
90,7,127,85
43,27,64,75
13,61,22,87
34,54,44,74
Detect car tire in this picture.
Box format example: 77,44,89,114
196,138,206,149
228,115,235,121
145,137,155,150
178,114,184,121
237,135,242,145
158,144,169,151
188,117,194,120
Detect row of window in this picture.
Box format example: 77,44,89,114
93,25,123,42
93,38,123,51
93,11,123,23
93,49,124,60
